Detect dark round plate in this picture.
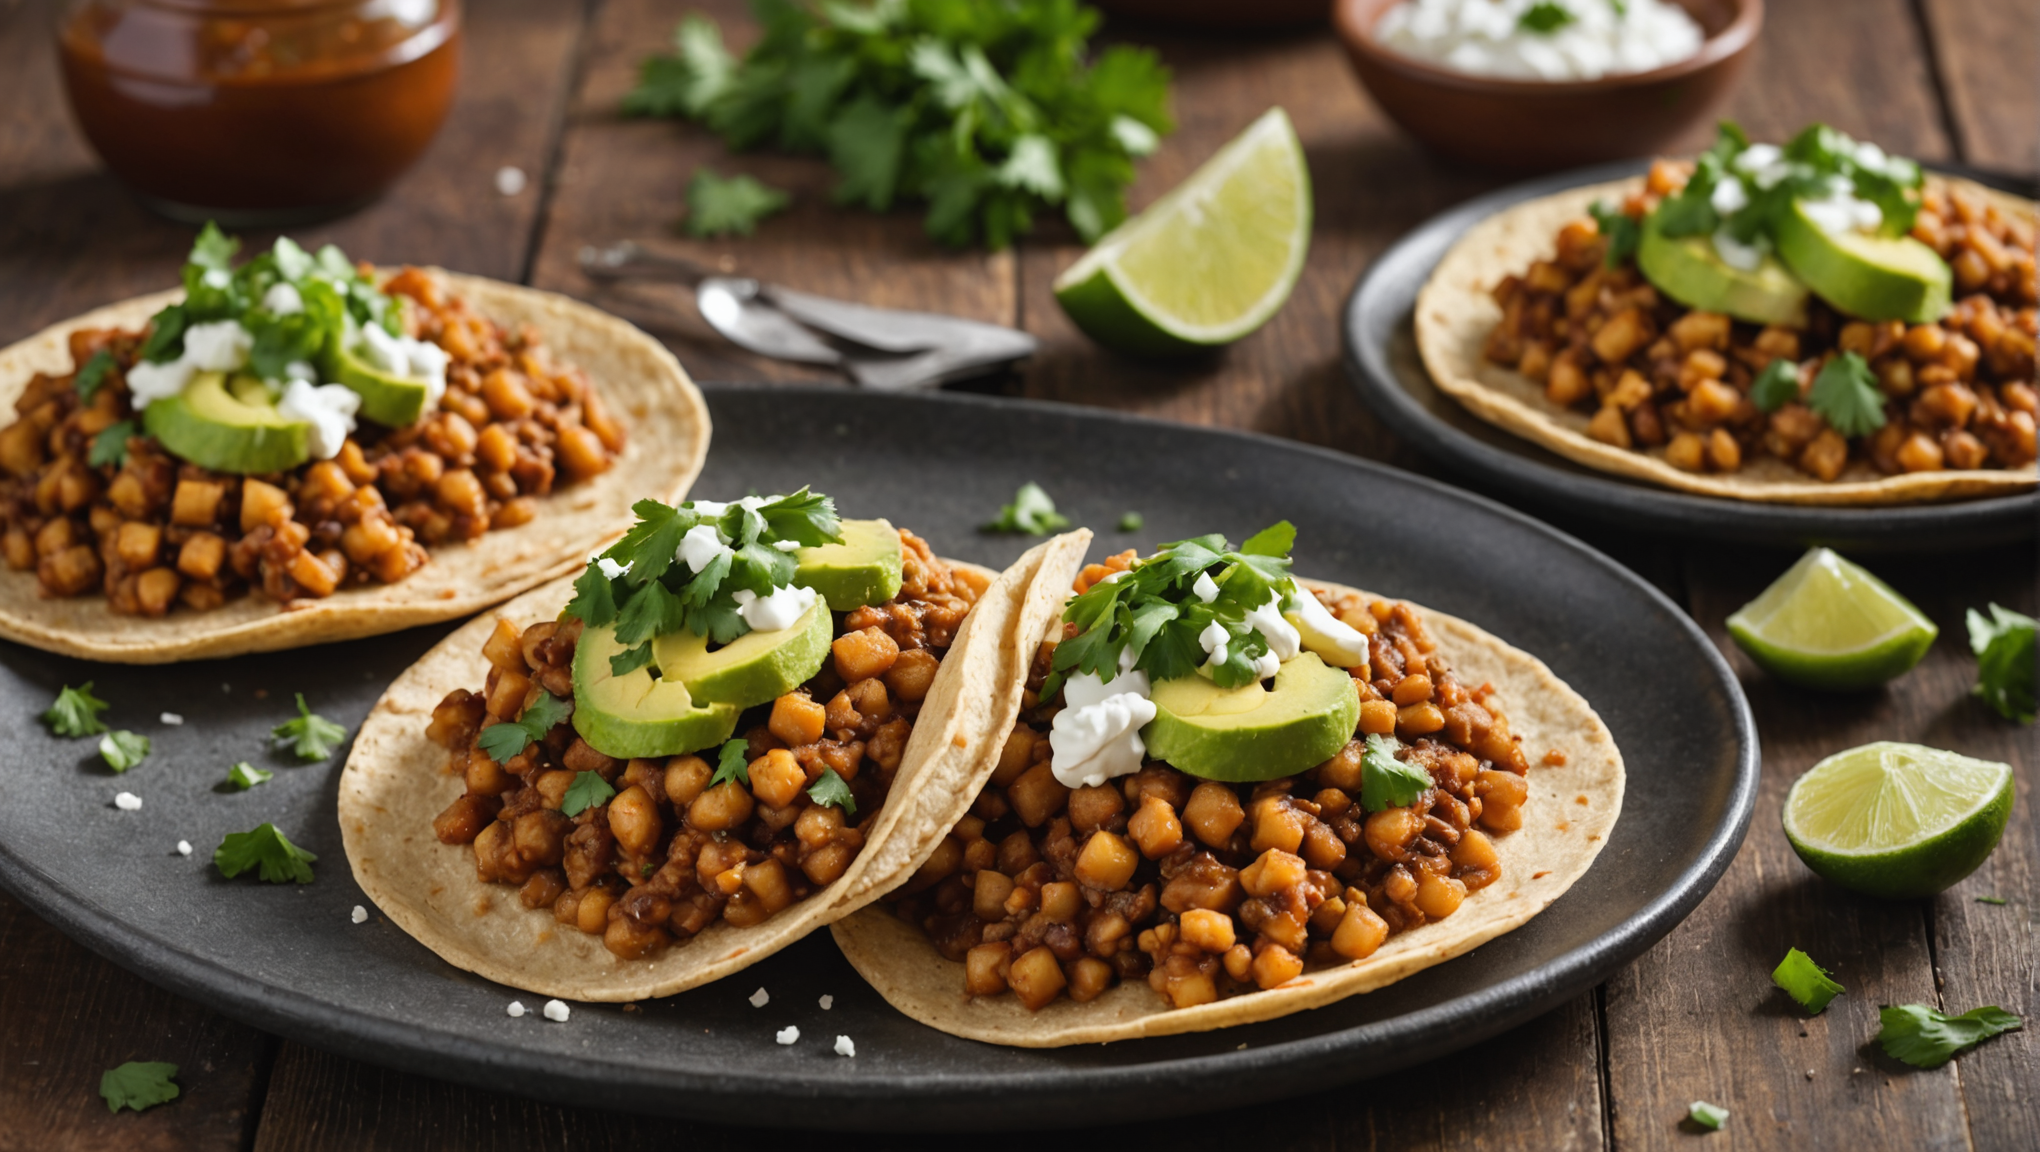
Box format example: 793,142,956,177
0,387,1756,1132
1343,160,2040,551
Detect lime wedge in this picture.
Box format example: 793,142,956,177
1783,742,2013,899
1726,547,1938,690
1053,107,1312,356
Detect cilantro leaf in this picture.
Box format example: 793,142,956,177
214,823,318,884
475,691,572,764
188,221,239,270
1808,352,1886,438
1749,359,1801,412
271,693,348,761
1118,512,1143,532
983,482,1071,535
1967,603,2035,723
566,561,621,629
73,349,115,403
1686,1101,1728,1131
100,1061,180,1113
1361,734,1432,813
560,770,617,817
1877,1003,2022,1068
139,304,189,364
1240,520,1297,558
1588,200,1640,267
99,730,150,773
89,420,136,469
829,96,910,211
226,761,274,790
1771,947,1844,1014
1518,2,1577,33
43,682,111,737
808,767,856,815
622,14,736,118
710,738,751,788
685,168,792,238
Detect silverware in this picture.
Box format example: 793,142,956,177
578,242,1037,391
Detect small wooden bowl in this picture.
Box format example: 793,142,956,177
1333,0,1763,171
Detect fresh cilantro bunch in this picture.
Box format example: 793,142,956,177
624,0,1175,248
566,489,843,675
1653,121,1925,251
1044,521,1299,697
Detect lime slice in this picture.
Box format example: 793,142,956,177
1726,547,1937,690
1053,107,1312,356
1783,742,2013,899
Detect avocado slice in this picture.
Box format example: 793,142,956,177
1775,198,1952,323
794,518,903,610
650,594,832,707
141,370,312,474
325,340,433,428
1144,652,1360,783
571,622,740,759
1637,214,1810,328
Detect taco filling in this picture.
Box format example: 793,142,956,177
0,224,623,616
884,525,1536,1013
422,490,986,962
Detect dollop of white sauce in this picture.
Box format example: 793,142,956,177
1191,571,1220,603
676,523,734,573
355,322,450,410
1286,589,1372,667
1375,0,1703,81
263,282,305,316
1049,664,1158,789
595,556,632,581
277,380,362,460
1197,619,1232,667
733,584,816,632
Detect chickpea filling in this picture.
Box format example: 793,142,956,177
892,555,1533,1013
0,267,623,614
427,529,978,961
1484,169,2037,480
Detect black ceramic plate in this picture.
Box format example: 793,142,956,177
1344,160,2040,551
0,388,1755,1132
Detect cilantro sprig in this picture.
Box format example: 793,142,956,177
43,682,111,737
983,482,1071,535
272,694,348,762
566,490,843,674
1587,200,1639,268
214,823,318,884
1748,359,1802,412
710,738,752,789
1686,1101,1728,1131
1771,947,1844,1015
99,730,150,773
73,349,115,403
89,420,135,468
476,691,573,764
1361,734,1433,813
1652,121,1926,254
808,767,856,815
1808,352,1887,438
100,1061,180,1113
561,770,617,817
226,761,274,790
686,167,792,237
1877,1003,2021,1068
1967,603,2035,723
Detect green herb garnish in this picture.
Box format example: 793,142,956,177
88,420,136,468
1771,947,1844,1015
271,693,348,762
214,823,318,884
1748,359,1801,412
99,1061,180,1113
1967,603,2035,724
1975,895,2009,905
226,761,274,790
1361,734,1433,813
983,482,1071,536
1518,2,1577,35
709,738,752,789
1587,200,1639,268
686,167,792,237
1651,121,1924,251
1686,1101,1728,1131
1877,1003,2022,1068
73,349,115,403
560,770,618,817
99,730,150,773
808,767,857,815
475,691,573,764
1118,512,1143,533
43,682,111,737
1808,352,1886,438
623,1,1174,249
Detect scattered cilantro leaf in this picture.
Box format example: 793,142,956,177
99,730,150,773
1588,200,1639,267
1771,947,1844,1015
808,767,856,815
189,221,239,270
560,771,617,817
1361,734,1433,813
1518,2,1577,33
685,167,792,238
1118,512,1143,532
1966,603,2035,724
100,1061,179,1113
1877,1003,2022,1069
214,823,317,884
475,691,572,764
1240,520,1296,558
621,14,736,118
983,482,1071,535
89,420,136,468
271,693,348,761
73,349,115,403
43,682,111,737
1749,359,1802,412
227,761,274,790
1808,352,1886,438
710,739,751,789
1686,1101,1728,1131
1975,895,2008,905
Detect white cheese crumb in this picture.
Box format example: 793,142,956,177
818,995,834,1010
748,987,770,1008
114,792,142,811
507,1001,527,1018
176,840,192,856
542,999,570,1022
495,165,528,196
160,712,184,725
351,905,369,924
834,1034,856,1057
776,1026,800,1045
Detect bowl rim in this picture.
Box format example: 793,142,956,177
1333,0,1764,95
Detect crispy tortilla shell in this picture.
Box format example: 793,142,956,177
0,272,709,662
830,579,1624,1046
339,533,1085,1002
1414,176,2038,505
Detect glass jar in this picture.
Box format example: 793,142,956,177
56,0,462,225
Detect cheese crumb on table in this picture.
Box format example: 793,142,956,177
818,995,833,1010
351,905,369,924
160,712,184,725
834,1035,856,1058
495,166,528,196
542,999,570,1022
748,987,769,1008
176,840,192,856
776,1026,800,1045
114,792,141,811
507,1001,526,1018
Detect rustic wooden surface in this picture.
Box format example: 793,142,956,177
0,0,2033,1148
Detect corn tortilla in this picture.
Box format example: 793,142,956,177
0,272,709,662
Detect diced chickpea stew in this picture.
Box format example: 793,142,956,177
428,529,979,960
892,574,1533,1012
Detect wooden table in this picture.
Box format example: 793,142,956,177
1,1,2033,1147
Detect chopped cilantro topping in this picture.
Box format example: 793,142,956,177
1748,359,1801,412
983,482,1072,536
100,1061,180,1113
226,761,274,790
98,730,150,773
1770,947,1844,1014
1966,603,2035,724
271,693,348,762
808,767,856,815
1118,511,1143,533
710,739,752,789
475,691,573,764
1361,734,1433,813
1686,1101,1728,1131
1877,1003,2021,1068
43,682,111,737
73,349,115,403
88,420,136,468
1517,2,1576,34
1651,121,1925,251
686,167,791,238
1588,200,1639,267
1975,895,2008,905
1808,352,1886,438
560,770,617,817
214,823,318,884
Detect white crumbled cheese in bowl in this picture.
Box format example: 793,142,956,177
1375,0,1706,81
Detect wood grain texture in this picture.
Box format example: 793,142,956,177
1918,0,2040,172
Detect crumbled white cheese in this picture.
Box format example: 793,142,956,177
776,1026,800,1045
183,320,254,371
818,995,834,1010
595,556,632,581
201,268,232,290
1286,589,1370,668
1198,619,1232,667
354,322,450,410
160,712,184,725
351,905,369,924
733,584,817,633
1711,227,1766,272
1191,571,1220,604
277,380,362,460
283,360,317,383
507,1001,527,1018
1049,666,1157,789
542,999,571,1022
1799,189,1884,236
495,165,528,197
748,987,770,1008
689,499,730,518
773,539,803,552
1242,598,1301,663
834,1035,856,1057
114,792,142,811
176,840,193,856
1376,0,1704,81
677,523,735,573
263,282,305,316
1710,176,1750,216
124,359,195,408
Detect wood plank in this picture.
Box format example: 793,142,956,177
0,891,268,1152
1918,0,2040,173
